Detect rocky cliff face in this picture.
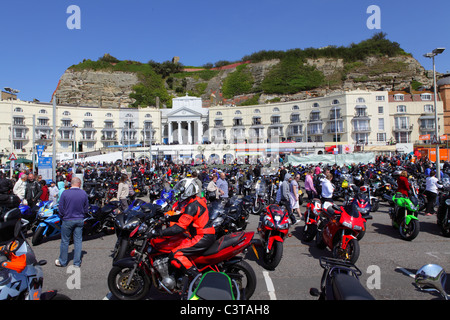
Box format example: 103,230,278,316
54,55,433,107
54,69,139,107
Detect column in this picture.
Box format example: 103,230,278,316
168,121,173,144
188,121,192,144
177,121,182,144
197,121,203,144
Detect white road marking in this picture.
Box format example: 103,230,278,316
263,271,277,300
103,292,113,300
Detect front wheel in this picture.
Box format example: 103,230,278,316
262,240,283,271
302,223,317,242
399,218,420,241
333,238,360,264
222,260,257,300
32,226,45,246
107,266,151,300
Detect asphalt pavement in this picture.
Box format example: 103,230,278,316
29,191,450,301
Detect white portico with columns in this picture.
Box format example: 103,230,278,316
161,94,209,145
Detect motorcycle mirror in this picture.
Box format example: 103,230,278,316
309,287,320,297
415,264,449,300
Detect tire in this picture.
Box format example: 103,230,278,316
223,260,257,300
371,199,379,212
399,218,420,241
32,226,45,246
262,240,283,270
251,201,263,215
315,230,326,249
356,222,366,241
302,223,317,242
107,266,150,300
333,238,360,264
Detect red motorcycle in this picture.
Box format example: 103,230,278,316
257,204,290,270
302,199,323,242
107,213,257,300
315,203,368,264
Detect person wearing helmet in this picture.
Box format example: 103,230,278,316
153,178,215,277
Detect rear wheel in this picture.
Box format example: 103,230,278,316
222,260,256,300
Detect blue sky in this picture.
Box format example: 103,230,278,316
1,0,450,102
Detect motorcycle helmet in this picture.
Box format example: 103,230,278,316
0,208,22,245
174,178,199,202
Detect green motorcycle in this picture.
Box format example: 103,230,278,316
389,192,420,241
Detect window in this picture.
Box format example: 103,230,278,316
332,99,340,105
357,97,366,103
394,94,404,101
13,107,23,113
106,113,113,117
62,120,72,127
421,93,432,101
125,113,133,118
313,103,320,108
272,107,280,113
38,119,49,126
377,133,386,142
145,113,152,118
84,112,92,117
424,105,434,113
254,109,261,114
234,110,242,115
396,105,407,113
39,109,47,114
378,118,385,131
292,105,299,110
394,117,409,130
290,114,300,122
376,96,385,101
215,111,222,116
62,111,71,116
378,106,384,114
271,116,281,124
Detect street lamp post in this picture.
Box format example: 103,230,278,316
424,47,445,179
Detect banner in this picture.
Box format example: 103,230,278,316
38,157,53,183
286,153,376,166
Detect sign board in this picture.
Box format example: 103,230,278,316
431,135,439,145
419,134,430,141
441,135,448,141
8,153,17,161
36,145,45,158
38,157,53,183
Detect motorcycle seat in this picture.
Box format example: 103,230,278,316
202,231,245,256
332,273,375,300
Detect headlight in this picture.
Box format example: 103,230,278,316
445,199,450,206
274,215,282,222
353,225,363,231
124,220,140,230
342,221,352,229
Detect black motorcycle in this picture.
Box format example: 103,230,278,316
209,196,249,239
83,200,120,236
436,186,450,237
310,256,375,300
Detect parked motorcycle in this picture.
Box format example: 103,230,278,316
436,186,450,237
257,203,290,270
251,178,268,215
415,264,449,300
309,256,375,300
0,208,70,300
107,214,257,300
209,196,249,239
302,199,322,242
389,192,420,241
315,203,369,264
31,201,61,246
83,201,121,236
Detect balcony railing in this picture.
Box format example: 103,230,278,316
352,127,371,133
393,125,413,132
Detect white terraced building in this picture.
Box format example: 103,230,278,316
0,89,443,164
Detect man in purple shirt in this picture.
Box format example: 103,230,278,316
55,177,88,268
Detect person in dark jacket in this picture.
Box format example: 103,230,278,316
24,174,42,208
56,177,88,268
0,173,13,195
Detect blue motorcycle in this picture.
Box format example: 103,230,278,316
19,200,46,231
153,188,177,211
31,201,61,246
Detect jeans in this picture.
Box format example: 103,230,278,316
59,219,84,267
